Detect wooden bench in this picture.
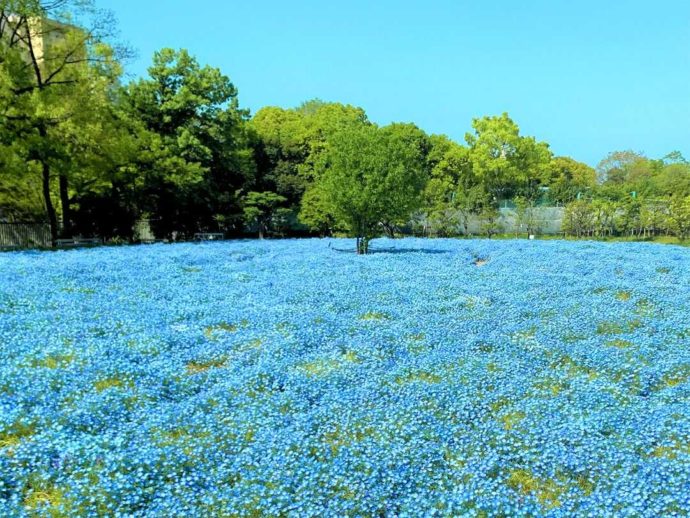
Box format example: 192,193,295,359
140,238,168,244
55,237,103,248
194,233,225,241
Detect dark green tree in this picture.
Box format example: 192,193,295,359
122,48,254,238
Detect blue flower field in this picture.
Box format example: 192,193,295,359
1,239,689,517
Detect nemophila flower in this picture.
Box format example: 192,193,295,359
0,239,689,515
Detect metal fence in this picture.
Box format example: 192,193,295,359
0,222,52,249
413,207,566,236
468,207,565,235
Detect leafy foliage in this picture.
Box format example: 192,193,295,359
301,123,428,252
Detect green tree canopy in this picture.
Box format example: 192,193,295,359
547,156,597,203
465,113,552,202
242,191,286,239
122,48,254,237
0,0,125,240
302,123,428,253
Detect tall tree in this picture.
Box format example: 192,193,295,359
122,48,254,237
0,0,126,242
465,113,552,203
422,136,474,235
596,150,654,185
302,123,428,253
250,100,369,234
547,156,597,203
242,191,286,239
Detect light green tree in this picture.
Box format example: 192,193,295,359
667,195,690,240
0,0,126,241
421,137,473,235
302,123,428,253
250,100,369,232
465,113,552,202
547,156,597,204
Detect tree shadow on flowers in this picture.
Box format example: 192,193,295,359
328,243,449,255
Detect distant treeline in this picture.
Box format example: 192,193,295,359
1,2,689,248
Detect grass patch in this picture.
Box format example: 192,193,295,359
657,364,690,389
596,319,642,335
395,370,442,385
61,286,96,295
562,331,586,343
186,357,228,374
648,438,690,460
23,484,69,516
154,427,213,447
360,311,390,321
28,353,76,369
635,298,659,317
615,290,632,301
407,334,431,355
299,352,359,377
549,355,599,380
0,421,36,452
510,327,537,342
204,322,238,340
309,422,378,459
506,469,564,509
605,339,634,349
500,411,526,430
533,378,570,396
93,376,132,392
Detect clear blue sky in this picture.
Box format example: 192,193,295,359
99,0,689,166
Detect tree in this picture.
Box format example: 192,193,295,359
465,113,552,202
547,156,597,204
122,48,254,238
302,123,428,254
294,182,335,236
250,100,369,234
667,195,690,240
0,0,127,242
563,199,594,238
596,150,654,185
591,199,617,237
640,200,668,238
242,191,286,239
478,204,502,238
421,137,473,236
514,195,541,236
654,154,690,197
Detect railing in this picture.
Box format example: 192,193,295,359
55,237,103,248
0,222,51,249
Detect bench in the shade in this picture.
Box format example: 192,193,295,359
194,233,225,241
55,238,103,248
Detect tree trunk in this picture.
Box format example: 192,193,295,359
41,160,58,246
356,236,369,255
35,123,58,246
59,174,71,237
